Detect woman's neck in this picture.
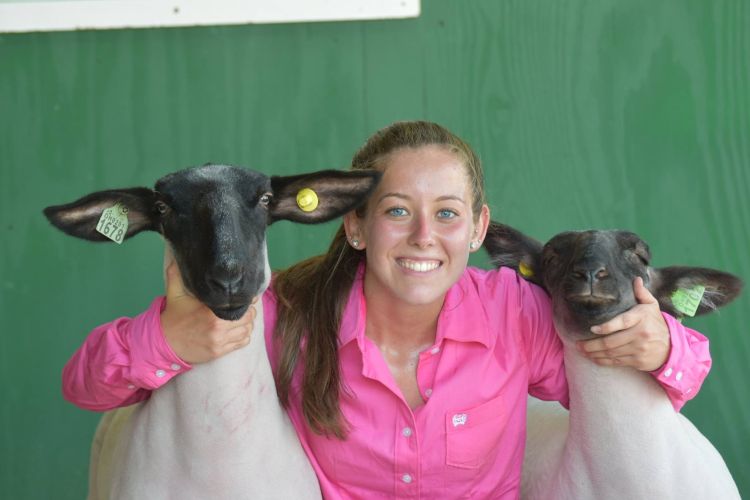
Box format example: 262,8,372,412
363,289,443,410
364,291,442,348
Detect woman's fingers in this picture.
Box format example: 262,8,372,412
226,308,256,341
579,277,670,372
161,292,258,365
581,331,636,358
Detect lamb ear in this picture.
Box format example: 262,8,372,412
650,266,743,318
43,187,159,242
483,221,545,287
268,169,382,224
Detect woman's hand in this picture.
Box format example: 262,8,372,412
578,277,670,372
160,262,257,365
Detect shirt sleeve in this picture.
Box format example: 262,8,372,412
509,270,570,409
648,312,711,412
61,296,191,411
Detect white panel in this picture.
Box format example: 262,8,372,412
0,0,420,33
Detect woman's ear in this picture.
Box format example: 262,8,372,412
343,211,366,250
470,204,491,253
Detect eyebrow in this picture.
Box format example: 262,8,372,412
377,193,467,204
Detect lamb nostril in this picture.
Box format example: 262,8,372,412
572,269,588,281
572,266,609,282
207,269,244,293
585,268,609,283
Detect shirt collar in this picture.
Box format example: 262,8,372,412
338,263,366,348
436,269,492,348
338,264,492,350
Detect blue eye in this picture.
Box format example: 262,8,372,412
388,207,408,217
437,209,457,219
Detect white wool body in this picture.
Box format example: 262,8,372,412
522,328,740,500
89,243,320,500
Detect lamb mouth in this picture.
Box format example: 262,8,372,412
565,293,618,306
567,300,630,326
212,304,250,321
564,294,619,318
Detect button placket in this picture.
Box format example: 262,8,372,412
417,343,440,403
394,411,418,496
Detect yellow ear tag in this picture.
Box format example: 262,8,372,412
519,261,534,278
296,188,319,212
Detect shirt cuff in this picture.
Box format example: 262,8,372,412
649,312,711,412
128,296,192,390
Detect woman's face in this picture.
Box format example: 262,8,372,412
345,145,489,309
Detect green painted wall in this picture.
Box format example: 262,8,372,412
1,1,748,497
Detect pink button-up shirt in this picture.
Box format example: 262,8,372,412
62,266,711,499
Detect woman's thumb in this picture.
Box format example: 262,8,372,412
634,276,658,305
165,261,187,298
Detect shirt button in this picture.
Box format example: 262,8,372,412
663,367,673,377
401,474,413,484
155,369,166,378
424,388,433,397
430,347,440,355
686,387,693,394
402,427,413,437
676,371,683,381
170,363,181,371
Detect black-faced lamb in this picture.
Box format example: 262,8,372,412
44,164,381,500
483,221,742,500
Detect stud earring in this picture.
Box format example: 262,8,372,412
469,241,479,250
351,239,360,248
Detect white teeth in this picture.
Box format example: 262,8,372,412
398,259,440,272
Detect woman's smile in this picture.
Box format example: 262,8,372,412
396,258,442,273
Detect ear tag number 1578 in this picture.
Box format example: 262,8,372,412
96,202,129,244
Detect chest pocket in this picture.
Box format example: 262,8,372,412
445,394,507,469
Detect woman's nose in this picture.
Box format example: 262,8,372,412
408,214,435,248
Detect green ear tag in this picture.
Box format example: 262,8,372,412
96,202,129,244
671,285,706,317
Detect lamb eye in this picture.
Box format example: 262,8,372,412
626,249,649,266
542,250,558,267
154,201,169,214
259,193,272,207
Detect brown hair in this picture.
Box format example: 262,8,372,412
272,121,486,438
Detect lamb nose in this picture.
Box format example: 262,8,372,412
207,267,244,293
573,264,609,282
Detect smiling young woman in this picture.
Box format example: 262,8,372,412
344,145,490,410
273,122,490,432
266,121,708,498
